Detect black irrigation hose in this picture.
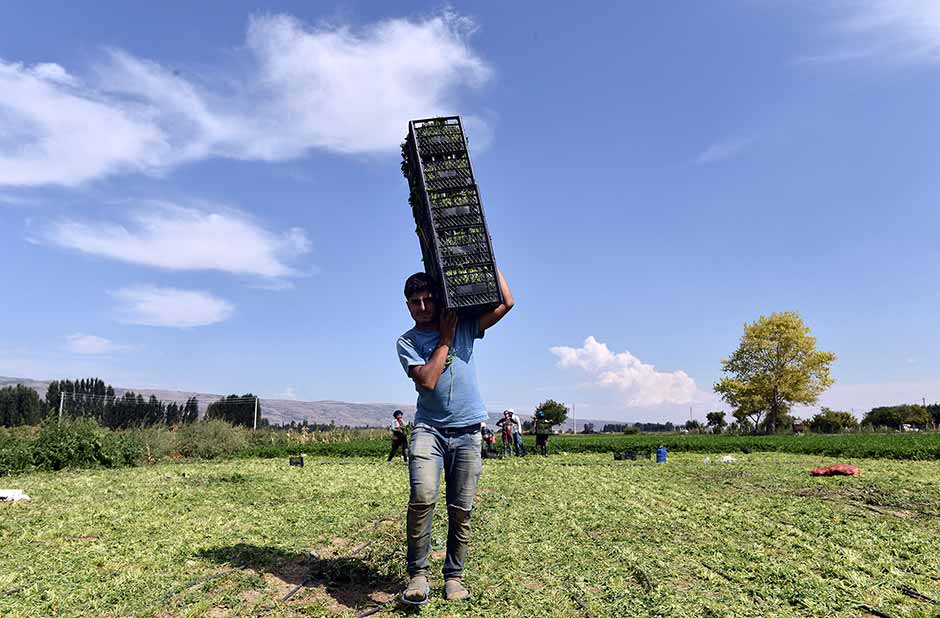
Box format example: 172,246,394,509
700,562,735,584
160,569,237,604
280,552,320,602
280,580,308,602
633,566,654,592
3,587,23,597
857,604,895,618
898,585,937,604
570,592,590,617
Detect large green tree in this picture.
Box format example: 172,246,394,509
705,411,727,433
534,399,568,428
928,404,940,428
808,407,858,433
714,312,835,434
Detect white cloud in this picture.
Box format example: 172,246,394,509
694,137,751,165
41,202,310,279
0,61,168,186
804,1,940,65
30,62,77,85
550,336,702,406
234,12,491,157
0,11,491,186
111,285,234,328
64,333,126,355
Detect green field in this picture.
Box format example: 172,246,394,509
2,451,939,617
7,425,940,479
243,431,940,461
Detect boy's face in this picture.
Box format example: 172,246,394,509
406,291,437,324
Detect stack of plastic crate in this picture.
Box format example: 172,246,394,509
401,116,502,313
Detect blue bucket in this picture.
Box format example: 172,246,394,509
656,446,667,464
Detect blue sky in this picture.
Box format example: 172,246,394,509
2,1,938,423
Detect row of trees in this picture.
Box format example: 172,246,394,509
0,385,45,427
862,404,938,430
205,394,264,428
694,404,937,435
44,379,202,429
0,378,241,429
591,404,937,436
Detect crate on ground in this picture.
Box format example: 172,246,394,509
401,116,502,313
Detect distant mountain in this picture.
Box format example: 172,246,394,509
258,399,417,428
0,376,619,430
0,376,49,395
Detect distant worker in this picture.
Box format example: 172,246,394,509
387,410,409,462
496,409,515,458
396,269,514,604
480,423,498,458
534,410,552,456
509,408,526,456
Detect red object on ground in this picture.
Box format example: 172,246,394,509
809,464,861,476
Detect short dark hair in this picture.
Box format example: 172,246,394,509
404,272,437,298
393,409,403,417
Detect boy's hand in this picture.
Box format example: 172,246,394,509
439,310,457,346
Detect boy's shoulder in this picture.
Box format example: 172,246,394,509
398,327,424,347
399,326,439,340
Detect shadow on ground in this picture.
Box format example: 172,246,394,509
198,543,400,611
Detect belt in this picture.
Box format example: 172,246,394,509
436,423,481,436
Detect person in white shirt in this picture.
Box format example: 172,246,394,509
508,409,526,456
495,409,525,457
387,410,409,462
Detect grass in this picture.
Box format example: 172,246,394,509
2,452,939,617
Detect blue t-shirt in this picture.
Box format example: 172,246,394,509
397,317,487,428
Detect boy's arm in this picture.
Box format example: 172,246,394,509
408,311,457,390
409,344,449,391
478,268,514,333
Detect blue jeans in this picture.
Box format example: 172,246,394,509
513,432,526,456
407,424,482,580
